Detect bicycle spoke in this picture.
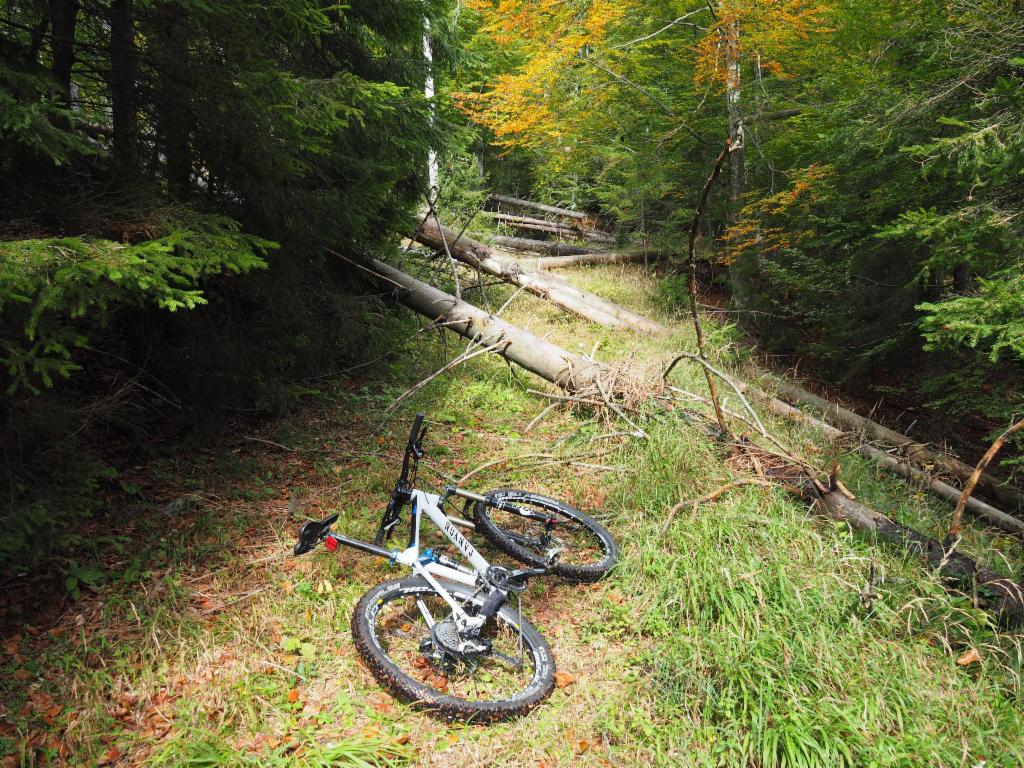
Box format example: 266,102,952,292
374,592,539,704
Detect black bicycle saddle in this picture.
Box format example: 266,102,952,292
294,513,339,556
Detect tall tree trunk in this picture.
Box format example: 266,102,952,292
48,0,77,107
156,5,191,196
725,16,744,219
26,13,50,66
109,0,137,174
423,16,438,199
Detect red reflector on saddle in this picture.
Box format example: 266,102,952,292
324,535,338,552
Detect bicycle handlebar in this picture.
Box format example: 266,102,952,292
408,412,425,446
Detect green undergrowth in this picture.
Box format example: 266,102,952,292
2,263,1023,767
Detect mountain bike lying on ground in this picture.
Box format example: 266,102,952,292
293,413,618,722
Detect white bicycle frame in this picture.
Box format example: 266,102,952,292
328,488,494,632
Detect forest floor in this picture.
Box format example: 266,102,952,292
3,263,1024,767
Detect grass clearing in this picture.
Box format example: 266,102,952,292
2,262,1022,766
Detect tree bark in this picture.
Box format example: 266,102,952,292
48,0,78,107
744,386,1024,535
155,4,192,196
724,16,744,219
109,0,137,174
481,212,614,243
774,380,1024,512
369,258,607,392
489,193,587,221
520,250,662,270
414,217,666,335
490,235,609,256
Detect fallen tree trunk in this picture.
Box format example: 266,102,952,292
775,380,1024,512
814,490,1024,627
414,217,666,335
521,250,661,270
746,387,1024,536
370,258,606,392
489,234,608,256
495,219,615,243
372,259,1024,626
480,212,615,243
489,193,587,221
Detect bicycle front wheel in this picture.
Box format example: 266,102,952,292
474,489,618,582
351,577,555,723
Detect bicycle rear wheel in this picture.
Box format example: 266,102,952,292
351,577,555,723
474,489,617,582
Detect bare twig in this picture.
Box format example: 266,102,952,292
610,9,708,49
457,450,611,485
662,478,776,534
241,436,294,452
665,353,768,438
596,373,647,439
526,401,561,432
495,285,526,318
327,249,404,288
948,417,1024,539
381,335,508,421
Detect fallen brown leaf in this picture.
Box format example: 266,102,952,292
287,688,300,704
957,648,982,666
370,698,394,715
555,672,576,688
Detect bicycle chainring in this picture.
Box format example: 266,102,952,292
485,565,527,592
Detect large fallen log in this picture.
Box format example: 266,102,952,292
745,387,1024,536
480,212,615,244
775,380,1024,512
489,235,605,256
498,219,615,244
371,259,1024,626
814,490,1023,626
489,193,587,221
370,258,606,392
414,217,666,335
520,250,660,270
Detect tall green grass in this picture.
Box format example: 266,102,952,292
597,416,1024,767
